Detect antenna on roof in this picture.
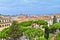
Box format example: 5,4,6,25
20,11,23,15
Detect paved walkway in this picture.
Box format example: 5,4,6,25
50,34,56,40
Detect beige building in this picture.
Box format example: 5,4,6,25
39,15,53,25
16,14,53,26
0,17,12,31
17,14,60,26
54,14,60,22
16,15,39,23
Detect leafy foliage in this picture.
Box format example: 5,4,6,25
24,28,44,40
43,25,49,40
0,28,9,38
0,20,47,40
6,21,23,40
50,22,60,29
36,20,48,25
55,32,60,40
19,20,33,27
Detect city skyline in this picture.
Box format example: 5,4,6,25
0,0,60,15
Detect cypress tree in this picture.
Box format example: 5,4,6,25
53,16,57,24
44,25,49,40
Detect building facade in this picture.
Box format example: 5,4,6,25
54,14,60,22
40,15,53,25
0,17,12,31
16,14,39,23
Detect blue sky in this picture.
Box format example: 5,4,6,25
0,0,60,15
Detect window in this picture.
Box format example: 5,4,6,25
0,25,1,27
8,24,10,26
5,24,9,26
5,24,7,26
0,20,1,23
2,25,4,27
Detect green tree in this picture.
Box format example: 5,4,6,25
53,16,57,24
50,23,60,33
50,23,60,29
24,28,33,40
44,28,49,40
6,21,23,40
19,20,33,27
44,25,49,40
0,28,9,39
36,20,47,28
36,20,48,25
24,28,43,40
55,32,60,40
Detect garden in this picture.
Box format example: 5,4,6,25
0,16,60,40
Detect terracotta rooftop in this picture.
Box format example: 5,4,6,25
40,16,52,20
54,14,60,18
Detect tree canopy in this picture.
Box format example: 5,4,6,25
24,28,44,40
19,20,47,27
50,22,60,29
19,20,33,27
0,20,47,40
55,32,60,40
36,20,48,25
6,21,23,40
0,28,9,38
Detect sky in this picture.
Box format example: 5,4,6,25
0,0,60,15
